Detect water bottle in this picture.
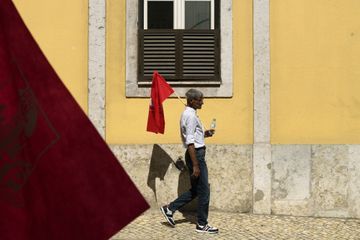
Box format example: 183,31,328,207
210,118,216,129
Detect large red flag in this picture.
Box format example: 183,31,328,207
146,71,174,134
0,1,149,240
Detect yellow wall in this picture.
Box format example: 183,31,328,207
106,0,253,144
271,0,360,144
13,0,88,112
14,0,360,144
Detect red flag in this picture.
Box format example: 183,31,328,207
146,71,174,134
0,1,149,240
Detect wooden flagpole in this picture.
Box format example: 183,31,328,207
172,90,186,106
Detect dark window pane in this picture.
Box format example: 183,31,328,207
148,1,173,29
185,1,210,30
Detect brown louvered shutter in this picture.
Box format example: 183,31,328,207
138,29,220,86
182,31,219,81
141,31,176,79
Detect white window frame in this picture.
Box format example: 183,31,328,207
126,0,233,97
144,0,214,30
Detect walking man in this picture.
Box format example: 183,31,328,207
160,89,218,234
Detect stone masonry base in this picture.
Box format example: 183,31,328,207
110,144,360,219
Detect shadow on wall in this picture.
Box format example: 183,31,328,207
147,144,197,212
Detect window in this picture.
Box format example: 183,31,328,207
139,0,220,86
144,0,214,30
126,0,232,97
146,1,173,29
185,1,212,30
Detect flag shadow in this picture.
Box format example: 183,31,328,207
147,144,172,202
147,144,197,224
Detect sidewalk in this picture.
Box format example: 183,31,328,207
112,210,360,240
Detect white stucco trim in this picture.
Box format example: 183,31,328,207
253,0,271,214
88,0,106,137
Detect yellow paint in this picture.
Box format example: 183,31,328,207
271,0,360,143
13,0,360,144
106,0,253,144
12,0,88,112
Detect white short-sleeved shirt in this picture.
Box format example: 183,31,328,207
180,106,205,149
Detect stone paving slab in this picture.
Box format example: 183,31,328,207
112,210,360,240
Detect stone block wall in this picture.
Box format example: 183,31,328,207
272,145,360,218
110,144,253,213
110,144,360,219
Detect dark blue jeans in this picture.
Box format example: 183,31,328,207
168,147,210,226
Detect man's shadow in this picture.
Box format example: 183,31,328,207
147,144,197,225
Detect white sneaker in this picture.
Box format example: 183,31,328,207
196,223,219,234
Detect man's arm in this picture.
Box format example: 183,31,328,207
187,144,200,177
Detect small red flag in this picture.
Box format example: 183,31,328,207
146,71,174,134
0,1,149,240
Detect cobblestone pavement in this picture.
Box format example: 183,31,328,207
112,210,360,240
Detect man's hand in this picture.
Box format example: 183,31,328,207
205,129,215,137
192,165,200,178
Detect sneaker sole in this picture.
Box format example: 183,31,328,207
160,207,175,227
196,229,219,234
